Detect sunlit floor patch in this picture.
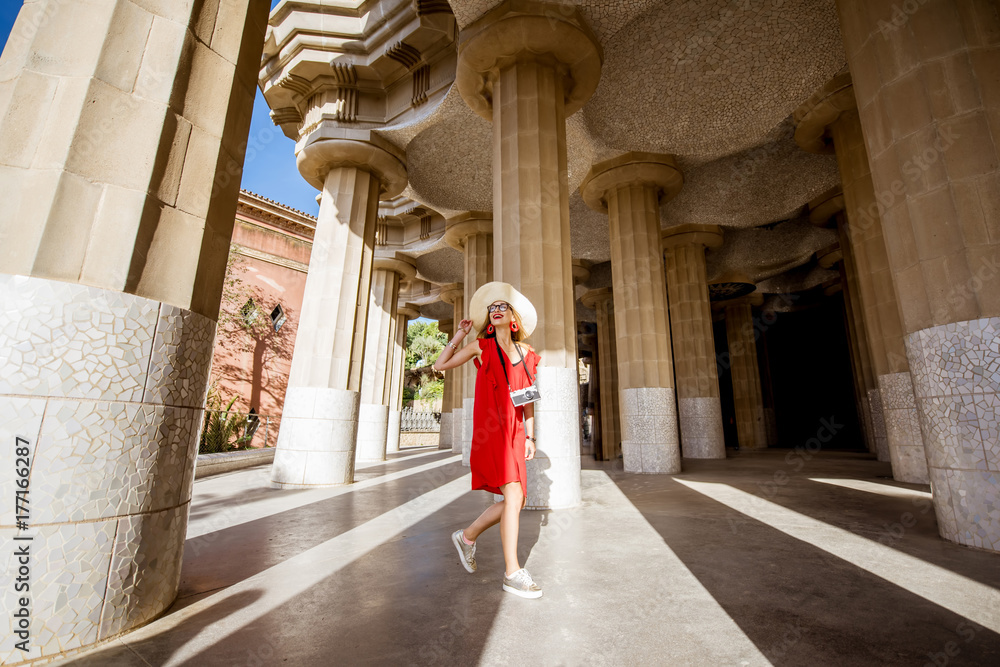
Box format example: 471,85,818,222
676,479,1000,633
809,477,932,499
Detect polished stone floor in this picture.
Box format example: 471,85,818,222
59,445,1000,666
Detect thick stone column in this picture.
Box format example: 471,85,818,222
724,295,768,450
837,0,1000,550
795,73,926,482
581,153,683,473
581,289,622,462
356,258,415,461
440,284,466,461
662,224,727,459
271,140,407,487
388,304,420,454
457,1,602,507
810,189,884,457
437,318,455,450
447,213,494,472
0,1,268,662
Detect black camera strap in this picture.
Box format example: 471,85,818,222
492,336,534,390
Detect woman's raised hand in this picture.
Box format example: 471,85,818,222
459,319,474,335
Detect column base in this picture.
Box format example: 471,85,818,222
878,372,929,484
525,367,582,509
462,397,475,467
907,317,1000,552
452,407,465,461
355,403,390,462
386,409,401,454
678,396,726,459
0,275,213,662
868,388,890,462
620,387,681,474
439,411,453,450
271,387,359,488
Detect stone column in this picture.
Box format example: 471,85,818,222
724,295,768,450
388,304,420,454
437,318,455,450
810,189,884,457
662,224,727,459
581,289,622,462
795,73,925,482
457,1,602,507
356,258,415,461
0,2,268,661
837,0,1000,550
439,284,466,461
581,152,683,473
447,213,494,472
271,140,407,487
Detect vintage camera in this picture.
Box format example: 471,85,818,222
510,384,541,407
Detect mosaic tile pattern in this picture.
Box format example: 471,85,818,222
24,401,199,524
678,396,725,459
0,275,213,659
868,388,890,462
0,275,158,401
144,304,216,409
878,372,928,484
386,409,402,454
620,387,680,473
1,520,116,664
272,387,360,487
100,505,188,638
527,367,583,508
453,407,465,461
906,317,1000,551
462,396,475,468
355,403,390,462
439,412,453,450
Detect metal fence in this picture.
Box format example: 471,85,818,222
401,408,440,432
200,410,279,454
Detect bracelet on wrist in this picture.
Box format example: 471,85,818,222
448,341,459,351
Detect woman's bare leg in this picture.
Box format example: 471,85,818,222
464,500,503,542
498,481,523,575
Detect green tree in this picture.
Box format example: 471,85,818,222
405,320,448,369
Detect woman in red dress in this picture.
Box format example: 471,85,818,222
433,281,543,598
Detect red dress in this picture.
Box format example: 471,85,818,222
470,337,540,500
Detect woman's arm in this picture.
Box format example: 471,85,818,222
433,319,479,371
523,403,535,461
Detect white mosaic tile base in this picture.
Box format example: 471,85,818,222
907,317,1000,552
386,409,401,454
271,386,360,487
439,412,453,450
620,386,681,474
355,403,390,462
0,274,213,661
462,397,475,467
453,407,465,461
878,372,929,484
526,367,582,509
868,388,890,462
678,396,725,459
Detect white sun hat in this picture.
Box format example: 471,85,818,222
469,281,538,336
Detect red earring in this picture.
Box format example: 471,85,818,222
487,324,495,334
510,321,519,332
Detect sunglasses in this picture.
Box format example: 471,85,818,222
487,303,509,313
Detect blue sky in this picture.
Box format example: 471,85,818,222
0,0,320,216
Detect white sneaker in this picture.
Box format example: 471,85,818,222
451,529,477,573
502,568,542,599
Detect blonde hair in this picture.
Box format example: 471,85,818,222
478,306,528,342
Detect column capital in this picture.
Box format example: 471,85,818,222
661,223,724,250
580,287,613,310
444,211,493,251
793,71,856,154
397,303,421,320
438,318,454,336
580,152,683,213
816,243,843,269
457,0,603,121
722,292,764,309
373,256,417,281
808,186,845,227
572,258,592,285
297,138,407,198
439,283,464,306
